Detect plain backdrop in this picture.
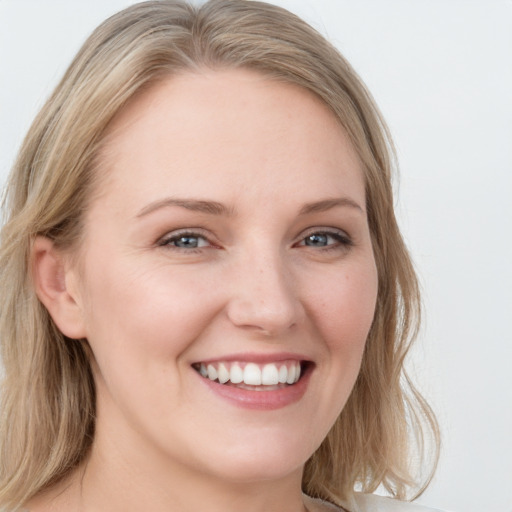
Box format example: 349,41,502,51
1,1,511,512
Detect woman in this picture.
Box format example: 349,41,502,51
0,1,441,511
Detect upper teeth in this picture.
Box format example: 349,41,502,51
197,361,301,386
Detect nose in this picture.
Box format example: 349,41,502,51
225,249,302,336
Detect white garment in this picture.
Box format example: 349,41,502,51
342,493,448,512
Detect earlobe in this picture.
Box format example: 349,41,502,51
31,236,87,340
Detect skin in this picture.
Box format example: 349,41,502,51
31,69,378,512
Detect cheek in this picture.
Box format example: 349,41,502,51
306,260,378,357
79,257,227,424
80,256,224,366
294,259,378,436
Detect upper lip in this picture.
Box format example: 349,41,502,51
192,352,312,365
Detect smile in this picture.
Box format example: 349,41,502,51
192,356,313,410
193,360,302,389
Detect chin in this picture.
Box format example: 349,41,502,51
210,458,304,485
191,431,313,484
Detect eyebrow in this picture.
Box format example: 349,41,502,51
299,197,364,215
136,198,233,218
136,196,363,218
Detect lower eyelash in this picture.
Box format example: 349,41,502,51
302,231,353,249
156,230,352,252
157,231,209,249
331,232,353,246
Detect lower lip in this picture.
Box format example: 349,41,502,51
197,366,312,410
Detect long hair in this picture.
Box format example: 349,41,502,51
0,1,439,509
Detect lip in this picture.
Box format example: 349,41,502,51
194,356,314,411
193,351,311,365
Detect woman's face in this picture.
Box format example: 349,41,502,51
71,70,378,483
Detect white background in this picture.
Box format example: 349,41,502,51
1,1,511,511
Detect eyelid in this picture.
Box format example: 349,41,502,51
295,227,353,248
157,228,216,248
155,226,353,251
299,226,352,240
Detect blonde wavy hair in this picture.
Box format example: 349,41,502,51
0,0,439,509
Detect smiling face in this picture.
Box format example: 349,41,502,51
69,70,378,486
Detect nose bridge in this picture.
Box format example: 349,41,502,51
226,243,300,335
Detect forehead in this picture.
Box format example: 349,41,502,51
94,69,365,211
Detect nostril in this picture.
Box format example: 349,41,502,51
225,260,301,335
226,297,300,336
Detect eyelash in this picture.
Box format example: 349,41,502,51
296,229,353,251
157,228,353,253
157,230,213,253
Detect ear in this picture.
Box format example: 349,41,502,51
32,236,87,340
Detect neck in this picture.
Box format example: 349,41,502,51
61,426,309,512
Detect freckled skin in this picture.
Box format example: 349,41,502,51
54,70,378,511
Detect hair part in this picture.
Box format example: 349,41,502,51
0,0,439,509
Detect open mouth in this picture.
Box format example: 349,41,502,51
192,360,310,391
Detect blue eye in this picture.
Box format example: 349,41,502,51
174,236,201,248
160,232,210,249
304,233,330,247
299,230,352,249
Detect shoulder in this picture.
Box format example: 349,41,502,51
350,493,447,512
304,493,446,512
304,495,346,512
